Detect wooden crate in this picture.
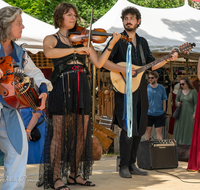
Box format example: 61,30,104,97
93,121,116,153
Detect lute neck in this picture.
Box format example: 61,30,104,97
136,53,173,74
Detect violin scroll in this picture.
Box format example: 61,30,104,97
121,35,132,43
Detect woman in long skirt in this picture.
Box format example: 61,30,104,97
37,3,121,190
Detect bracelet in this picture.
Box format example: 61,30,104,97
74,48,77,54
107,47,112,51
165,59,168,62
26,129,31,132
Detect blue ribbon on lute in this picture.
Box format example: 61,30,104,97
122,42,133,138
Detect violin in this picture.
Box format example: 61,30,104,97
68,25,132,45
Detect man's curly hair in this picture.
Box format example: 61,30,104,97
121,6,141,28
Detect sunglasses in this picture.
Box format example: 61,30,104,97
180,83,185,86
148,77,155,79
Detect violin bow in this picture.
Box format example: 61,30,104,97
87,6,94,74
88,6,96,121
88,6,94,48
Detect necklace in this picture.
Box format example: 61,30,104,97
182,89,190,95
58,31,68,38
58,32,72,47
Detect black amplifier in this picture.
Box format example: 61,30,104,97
137,140,178,170
147,139,175,146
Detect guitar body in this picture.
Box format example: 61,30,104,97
110,62,145,94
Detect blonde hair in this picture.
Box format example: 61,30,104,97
0,6,22,42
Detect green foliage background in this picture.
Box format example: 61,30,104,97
3,0,200,26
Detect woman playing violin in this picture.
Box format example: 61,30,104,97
37,3,121,190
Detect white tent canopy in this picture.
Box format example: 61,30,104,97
92,0,200,60
0,0,57,53
1,0,200,59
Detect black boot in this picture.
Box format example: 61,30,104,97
129,163,148,175
119,165,132,178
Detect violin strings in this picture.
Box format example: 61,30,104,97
15,84,32,105
23,91,36,107
15,83,37,109
91,30,113,36
14,73,39,110
23,89,37,108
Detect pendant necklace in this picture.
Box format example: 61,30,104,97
58,31,72,47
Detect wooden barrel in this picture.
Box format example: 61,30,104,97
92,135,102,161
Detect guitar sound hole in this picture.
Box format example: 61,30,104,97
133,72,137,77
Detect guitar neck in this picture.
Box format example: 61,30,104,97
136,53,172,74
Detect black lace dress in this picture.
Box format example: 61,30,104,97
37,34,93,189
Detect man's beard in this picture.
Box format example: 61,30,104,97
150,81,156,85
124,23,138,32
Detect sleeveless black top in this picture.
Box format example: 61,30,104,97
49,33,88,83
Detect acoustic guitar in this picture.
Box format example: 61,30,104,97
110,42,196,94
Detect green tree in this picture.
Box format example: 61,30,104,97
4,0,200,25
4,0,62,24
131,0,184,8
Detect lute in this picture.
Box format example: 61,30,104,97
110,42,196,94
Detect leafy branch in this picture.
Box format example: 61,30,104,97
4,0,200,26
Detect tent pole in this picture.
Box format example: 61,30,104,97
92,64,96,121
185,58,189,76
170,61,173,80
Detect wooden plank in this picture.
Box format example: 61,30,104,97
93,121,116,139
93,129,113,150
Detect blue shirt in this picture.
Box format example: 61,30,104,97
20,107,46,164
147,84,168,116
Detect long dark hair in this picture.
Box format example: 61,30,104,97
180,77,195,90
